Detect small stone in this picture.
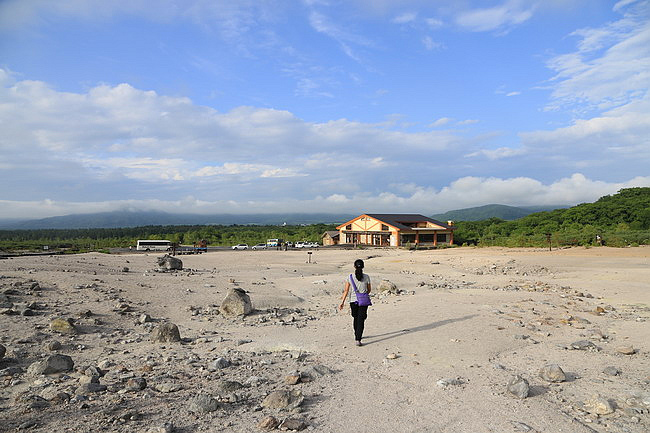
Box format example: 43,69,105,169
27,354,74,375
279,418,308,431
616,345,636,355
0,344,5,359
257,416,280,431
139,314,152,324
47,341,62,351
539,364,566,383
147,423,174,433
570,340,596,351
207,357,230,370
218,380,244,393
0,366,23,376
507,375,529,399
188,394,219,413
261,390,304,410
285,374,301,385
437,378,464,387
584,395,615,415
75,383,107,395
386,353,398,359
155,383,182,393
151,323,181,343
50,318,77,335
603,366,621,376
126,377,147,391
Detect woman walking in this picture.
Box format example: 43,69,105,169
338,259,372,346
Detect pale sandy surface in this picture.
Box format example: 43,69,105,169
0,246,649,432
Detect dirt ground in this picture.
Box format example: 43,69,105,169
1,246,648,432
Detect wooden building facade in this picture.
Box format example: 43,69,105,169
336,214,455,247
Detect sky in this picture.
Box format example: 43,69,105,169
0,0,649,219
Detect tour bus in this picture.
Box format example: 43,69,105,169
136,240,172,251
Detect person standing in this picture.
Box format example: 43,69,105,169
338,259,372,346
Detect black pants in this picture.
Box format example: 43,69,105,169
350,302,368,341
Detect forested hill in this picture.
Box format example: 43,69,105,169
432,204,562,222
454,187,650,247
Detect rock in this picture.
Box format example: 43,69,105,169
300,364,333,382
151,323,181,343
75,383,107,395
126,377,147,391
188,394,219,413
139,314,152,324
207,357,231,370
603,366,622,376
79,374,99,384
279,418,308,431
570,340,596,351
285,374,301,385
219,288,253,316
27,354,74,375
157,254,182,271
584,395,615,415
386,353,398,359
539,364,566,383
507,375,529,399
616,345,636,355
147,423,174,433
0,343,5,359
257,416,280,431
155,383,182,393
437,378,464,388
0,366,23,376
378,280,398,294
50,318,77,334
261,390,304,410
218,380,243,393
47,341,62,351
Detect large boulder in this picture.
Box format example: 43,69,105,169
219,288,253,317
378,280,398,294
151,323,181,343
157,254,182,271
28,354,74,375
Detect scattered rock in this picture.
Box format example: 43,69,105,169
155,383,182,393
285,373,301,385
261,390,304,410
157,254,183,271
151,323,181,343
300,364,333,382
616,345,636,355
47,341,62,351
584,395,615,415
0,366,23,376
75,382,107,395
217,380,243,393
27,354,74,375
139,314,152,324
257,416,280,431
279,418,308,431
188,394,219,413
603,366,622,376
0,343,5,359
507,375,529,399
219,288,253,317
50,318,77,335
539,364,566,383
386,353,398,359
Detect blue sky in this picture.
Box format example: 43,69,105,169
0,0,649,219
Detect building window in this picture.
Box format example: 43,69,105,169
381,224,389,231
346,224,352,230
437,233,448,243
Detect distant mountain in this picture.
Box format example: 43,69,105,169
432,204,566,222
0,211,356,230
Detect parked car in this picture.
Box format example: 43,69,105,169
285,241,294,248
306,242,319,248
231,244,248,250
252,243,267,250
295,241,306,248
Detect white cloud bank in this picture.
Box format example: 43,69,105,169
2,173,648,219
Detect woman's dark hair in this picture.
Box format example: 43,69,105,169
354,259,364,281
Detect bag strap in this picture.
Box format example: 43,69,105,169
349,274,360,293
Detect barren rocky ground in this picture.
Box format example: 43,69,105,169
0,246,648,432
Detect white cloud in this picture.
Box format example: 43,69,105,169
430,117,452,127
457,119,479,125
392,12,417,24
465,147,526,160
3,173,648,219
545,0,650,112
422,36,443,50
506,91,521,96
455,0,536,33
425,18,443,29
